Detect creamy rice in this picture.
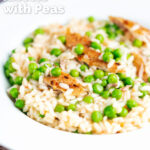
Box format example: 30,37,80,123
4,17,150,134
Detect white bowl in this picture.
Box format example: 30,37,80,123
0,0,150,150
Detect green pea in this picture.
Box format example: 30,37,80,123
27,75,32,81
85,131,92,134
101,79,107,87
104,71,109,76
107,32,117,40
83,96,94,104
141,82,147,86
123,77,134,86
31,70,42,81
118,107,128,117
127,53,131,60
74,44,84,55
112,89,122,100
112,23,119,29
100,90,110,99
5,68,15,78
102,52,114,62
133,39,143,48
117,73,126,81
119,81,124,88
104,47,113,53
112,48,122,59
107,33,116,40
126,99,138,109
50,48,62,57
116,29,124,35
5,70,10,78
73,130,79,134
15,99,25,109
91,111,103,122
87,16,95,23
115,58,121,62
116,58,121,62
12,49,16,53
92,83,104,94
54,104,65,112
23,37,33,46
9,76,15,85
120,41,125,45
39,58,48,64
84,75,95,83
91,41,101,50
139,91,148,98
94,69,104,79
85,31,92,37
67,104,76,111
9,57,15,63
70,69,79,77
24,43,31,52
4,57,14,70
108,87,115,94
58,35,66,44
38,65,48,73
14,76,23,85
51,67,61,77
9,88,19,98
39,114,45,118
46,63,52,67
80,64,88,72
4,57,16,76
34,28,45,36
95,34,104,43
28,57,35,61
103,105,117,119
7,64,16,73
28,63,38,74
107,74,118,84
45,63,51,67
54,62,60,67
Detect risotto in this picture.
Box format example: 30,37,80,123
4,16,150,134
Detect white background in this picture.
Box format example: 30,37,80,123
0,0,150,150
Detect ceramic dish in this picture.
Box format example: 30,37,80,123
0,0,150,150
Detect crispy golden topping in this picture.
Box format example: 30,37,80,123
44,72,86,97
109,16,150,45
131,52,148,82
66,31,91,48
